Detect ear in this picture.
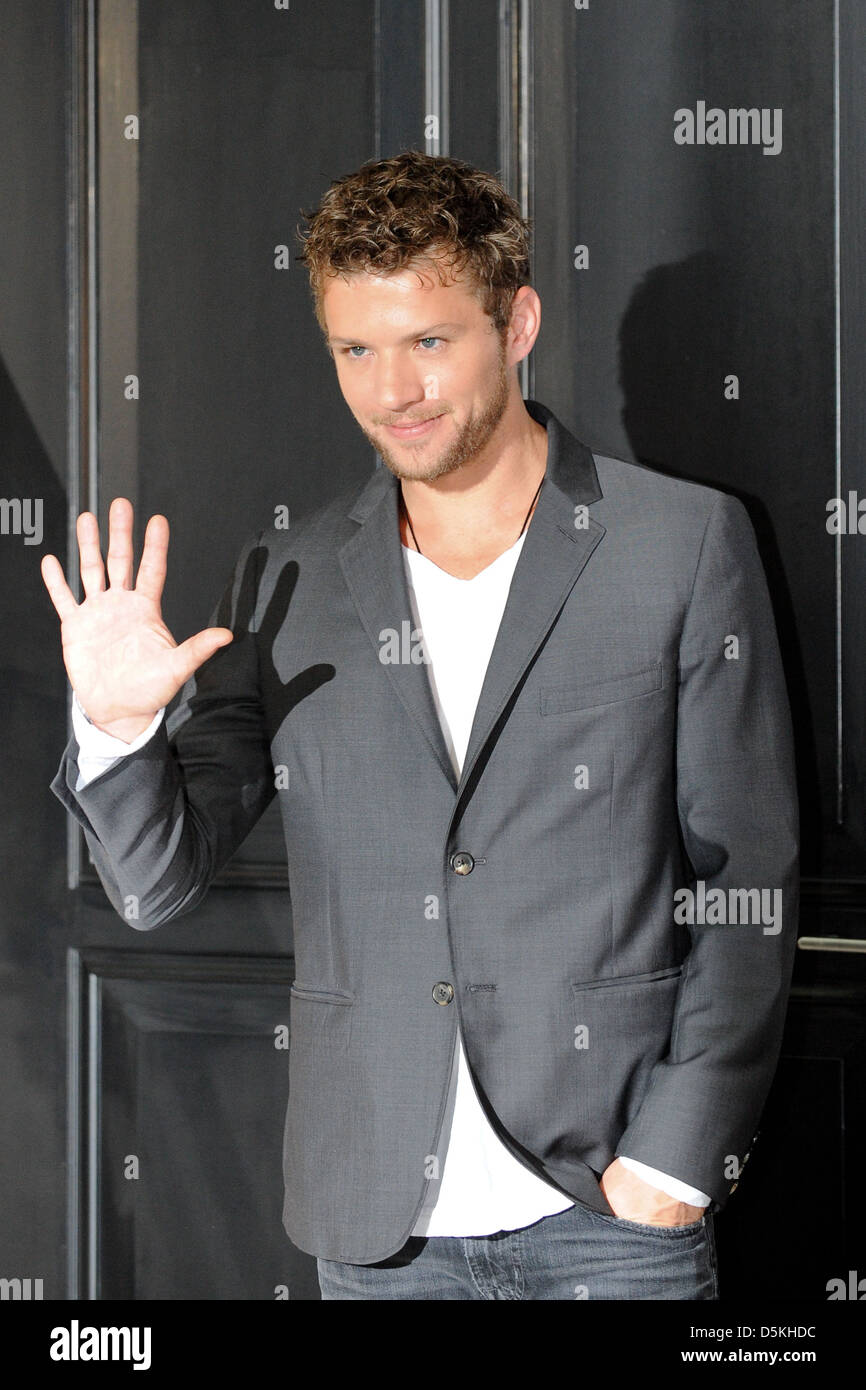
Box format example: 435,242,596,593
505,286,541,367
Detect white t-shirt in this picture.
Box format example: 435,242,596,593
403,531,577,1235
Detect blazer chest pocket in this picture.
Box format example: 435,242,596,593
540,661,662,715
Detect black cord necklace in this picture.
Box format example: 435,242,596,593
400,472,546,558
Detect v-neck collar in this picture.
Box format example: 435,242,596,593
401,530,528,584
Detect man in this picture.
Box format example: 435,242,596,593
43,150,799,1300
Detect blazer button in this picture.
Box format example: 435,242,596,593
432,982,454,1005
450,851,475,875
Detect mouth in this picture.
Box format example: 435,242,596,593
383,413,444,441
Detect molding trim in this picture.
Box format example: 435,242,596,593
424,0,449,155
66,947,295,1298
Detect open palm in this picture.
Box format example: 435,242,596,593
41,498,233,741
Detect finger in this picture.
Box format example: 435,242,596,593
77,512,106,597
105,497,135,590
135,513,170,604
41,554,79,622
170,627,234,687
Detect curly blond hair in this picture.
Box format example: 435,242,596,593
296,149,531,341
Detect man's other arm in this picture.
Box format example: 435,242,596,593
612,491,800,1209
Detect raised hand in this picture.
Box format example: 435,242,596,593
41,498,233,742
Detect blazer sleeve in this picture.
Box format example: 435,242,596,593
613,492,800,1210
50,530,276,929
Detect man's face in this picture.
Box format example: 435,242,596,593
322,258,513,483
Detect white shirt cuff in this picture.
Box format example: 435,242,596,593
618,1155,711,1207
72,693,165,791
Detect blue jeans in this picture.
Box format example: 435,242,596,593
316,1200,719,1300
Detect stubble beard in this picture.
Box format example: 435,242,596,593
361,345,511,485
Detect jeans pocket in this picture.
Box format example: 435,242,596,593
590,1207,707,1238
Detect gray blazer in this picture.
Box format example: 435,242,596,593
52,399,800,1264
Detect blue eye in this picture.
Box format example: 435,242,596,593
341,338,442,358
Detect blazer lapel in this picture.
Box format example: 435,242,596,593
339,467,459,789
457,401,605,798
337,399,606,799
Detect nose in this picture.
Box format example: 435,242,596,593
373,352,429,418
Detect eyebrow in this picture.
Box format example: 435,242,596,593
327,321,466,347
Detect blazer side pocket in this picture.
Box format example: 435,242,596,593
290,983,355,1006
568,964,684,1147
540,661,662,715
570,964,683,992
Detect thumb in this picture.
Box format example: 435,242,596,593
171,626,234,685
